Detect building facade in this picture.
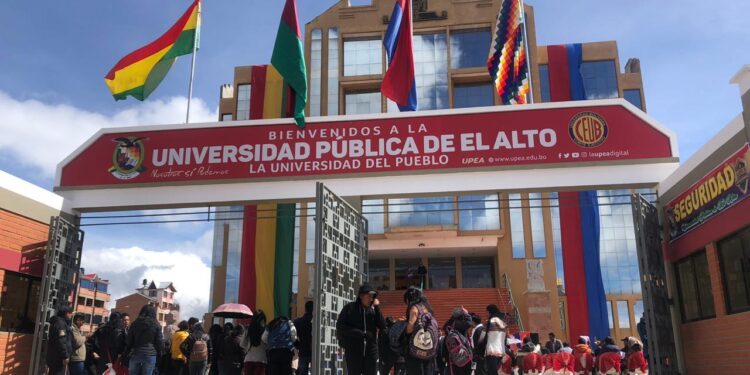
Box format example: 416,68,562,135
0,170,63,375
74,273,111,334
114,280,180,332
658,67,750,374
209,0,650,341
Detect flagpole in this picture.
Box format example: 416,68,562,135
520,0,535,104
186,2,200,123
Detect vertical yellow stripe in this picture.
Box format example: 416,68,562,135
263,66,285,118
255,203,278,318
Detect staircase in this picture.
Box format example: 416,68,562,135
376,288,521,335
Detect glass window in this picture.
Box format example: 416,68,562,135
369,259,390,291
310,29,322,117
221,113,232,121
461,257,495,288
623,89,642,110
718,226,750,314
675,251,716,321
343,39,381,76
617,301,631,328
598,190,641,295
633,300,644,321
345,91,381,115
453,83,494,108
328,28,340,115
529,193,546,258
509,193,525,258
362,199,385,234
458,194,500,231
450,28,491,68
539,64,551,103
236,84,251,120
305,203,316,264
580,61,618,100
0,272,40,333
428,258,457,289
549,193,564,294
395,258,422,290
388,196,454,227
606,301,614,329
413,33,449,110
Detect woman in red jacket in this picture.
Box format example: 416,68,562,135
626,343,648,374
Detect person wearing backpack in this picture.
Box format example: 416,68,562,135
445,308,473,375
335,284,385,375
262,316,297,375
180,322,213,375
403,286,437,375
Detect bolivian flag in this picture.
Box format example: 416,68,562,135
105,1,201,101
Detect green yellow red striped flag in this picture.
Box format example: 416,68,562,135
105,0,201,101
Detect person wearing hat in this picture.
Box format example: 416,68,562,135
335,284,385,375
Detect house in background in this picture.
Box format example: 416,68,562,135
73,272,111,334
114,279,180,332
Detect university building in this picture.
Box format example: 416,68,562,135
209,0,648,342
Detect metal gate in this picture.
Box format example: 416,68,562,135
29,217,84,375
631,194,678,375
312,183,369,375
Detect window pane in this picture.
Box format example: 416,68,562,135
309,29,322,117
345,91,381,115
413,33,448,110
550,193,564,294
719,227,750,314
292,203,301,294
305,203,316,264
0,273,40,333
450,28,491,68
539,64,551,103
388,196,454,227
328,28,340,115
623,89,642,110
221,113,232,121
509,193,525,258
693,252,715,317
428,258,457,289
453,83,493,108
458,194,500,231
369,259,390,291
529,192,546,258
598,190,641,295
606,301,614,329
676,257,701,321
362,199,384,234
580,61,618,100
461,257,495,288
617,301,631,328
395,258,422,290
236,84,251,120
343,39,381,76
633,300,644,322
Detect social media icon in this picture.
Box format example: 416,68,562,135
572,152,580,158
563,153,570,158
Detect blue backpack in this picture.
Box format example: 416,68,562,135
267,318,293,350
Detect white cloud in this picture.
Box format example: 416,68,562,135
0,90,217,179
81,242,212,321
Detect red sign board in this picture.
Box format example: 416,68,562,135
58,103,674,188
665,143,750,241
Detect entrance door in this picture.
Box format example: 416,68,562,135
631,194,678,375
29,217,84,375
312,183,369,375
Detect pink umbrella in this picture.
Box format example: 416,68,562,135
212,303,253,319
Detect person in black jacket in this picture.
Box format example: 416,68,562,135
335,284,385,375
219,325,245,375
92,312,127,375
125,304,164,375
46,304,74,375
293,301,313,375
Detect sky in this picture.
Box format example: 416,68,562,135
1,0,749,319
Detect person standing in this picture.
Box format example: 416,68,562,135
483,305,507,375
416,264,427,290
445,308,473,375
544,332,563,354
403,286,437,375
125,304,165,375
122,313,132,335
170,321,191,375
293,301,313,375
220,325,245,375
92,312,127,375
241,310,268,375
263,316,297,375
470,313,486,375
208,324,224,375
180,323,213,375
335,284,385,375
47,305,73,375
69,313,87,375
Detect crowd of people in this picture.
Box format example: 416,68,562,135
45,284,648,375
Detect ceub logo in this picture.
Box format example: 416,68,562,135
108,136,147,180
568,112,608,148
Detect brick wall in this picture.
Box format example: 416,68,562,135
0,332,33,375
0,209,49,253
680,243,750,374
